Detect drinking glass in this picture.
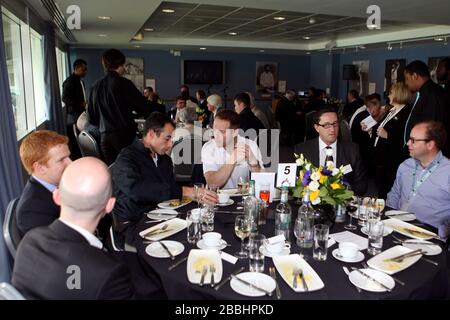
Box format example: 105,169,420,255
236,175,249,207
200,207,215,232
248,234,265,272
367,219,384,255
206,184,219,209
344,197,359,230
358,197,371,226
193,183,204,209
234,215,251,259
294,217,312,259
313,224,329,261
259,183,270,206
257,199,268,225
186,209,201,244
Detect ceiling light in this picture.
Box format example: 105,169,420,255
162,9,175,13
97,16,111,20
309,18,315,24
273,16,285,21
359,45,366,49
303,36,311,40
199,47,207,50
98,34,107,37
259,49,265,52
228,32,237,36
144,28,154,32
434,37,444,41
367,24,378,29
134,45,141,48
306,51,311,55
387,43,392,50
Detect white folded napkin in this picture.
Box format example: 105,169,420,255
220,251,238,264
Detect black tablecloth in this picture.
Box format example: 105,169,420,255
134,199,448,300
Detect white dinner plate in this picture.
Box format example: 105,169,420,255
197,239,228,250
402,240,442,256
157,198,192,210
332,249,365,263
360,225,393,237
385,210,416,222
139,218,187,241
146,209,178,220
230,272,276,297
272,254,324,292
367,245,422,275
349,268,395,292
259,245,290,258
217,199,234,207
220,188,244,197
187,249,223,285
145,240,184,258
383,218,438,240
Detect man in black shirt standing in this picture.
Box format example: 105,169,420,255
62,59,87,159
404,60,450,156
87,49,148,165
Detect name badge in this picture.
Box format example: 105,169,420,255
342,164,353,175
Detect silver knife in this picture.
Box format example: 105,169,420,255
168,256,188,270
214,267,244,291
199,266,208,287
298,268,309,292
159,241,175,260
231,274,273,296
383,249,423,262
351,267,392,292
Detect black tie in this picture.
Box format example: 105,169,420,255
325,146,334,166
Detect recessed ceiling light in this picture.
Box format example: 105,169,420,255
98,34,107,37
303,36,311,40
162,9,175,13
306,51,311,55
309,18,315,24
359,45,366,49
199,47,207,50
273,16,285,21
97,16,111,20
434,37,444,41
134,45,141,48
259,49,265,52
228,32,237,36
144,28,154,32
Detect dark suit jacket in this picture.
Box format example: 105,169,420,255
62,73,85,122
294,138,368,196
12,220,135,300
238,107,265,133
16,177,60,237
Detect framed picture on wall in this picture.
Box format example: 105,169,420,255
256,61,278,97
384,59,406,93
350,60,370,98
428,57,446,83
124,57,144,93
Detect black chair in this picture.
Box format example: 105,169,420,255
3,197,21,259
78,130,102,159
304,111,318,141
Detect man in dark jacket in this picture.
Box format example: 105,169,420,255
62,59,87,159
111,113,218,245
234,92,264,140
87,49,148,165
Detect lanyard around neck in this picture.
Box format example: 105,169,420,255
407,155,442,203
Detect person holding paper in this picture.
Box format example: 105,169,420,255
371,82,412,198
294,107,368,196
202,109,264,189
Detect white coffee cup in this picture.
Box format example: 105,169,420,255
338,242,359,259
218,192,230,204
203,232,222,247
265,241,291,253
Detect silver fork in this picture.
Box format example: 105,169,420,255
199,265,208,287
361,262,405,286
292,268,298,289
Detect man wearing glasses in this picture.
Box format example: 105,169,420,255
294,107,368,196
387,121,450,239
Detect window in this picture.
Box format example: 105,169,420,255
55,47,68,98
2,7,49,139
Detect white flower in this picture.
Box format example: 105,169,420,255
311,197,321,205
332,168,339,176
310,172,321,181
305,163,311,171
309,181,320,191
296,158,304,166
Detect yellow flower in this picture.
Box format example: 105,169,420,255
310,190,320,201
319,174,327,184
330,183,341,190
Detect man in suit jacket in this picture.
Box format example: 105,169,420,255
294,107,368,196
196,90,211,127
16,130,72,237
234,92,264,139
12,157,135,299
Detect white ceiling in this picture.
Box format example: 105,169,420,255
27,0,450,54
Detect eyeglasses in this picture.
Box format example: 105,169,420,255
317,121,339,129
408,137,431,144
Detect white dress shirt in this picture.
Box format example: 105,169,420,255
59,218,103,249
318,138,337,167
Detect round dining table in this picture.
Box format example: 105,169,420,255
134,199,448,300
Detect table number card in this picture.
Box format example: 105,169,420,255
276,163,297,187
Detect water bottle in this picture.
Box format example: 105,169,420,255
244,180,259,233
297,189,314,248
335,204,346,223
187,209,201,244
275,186,292,242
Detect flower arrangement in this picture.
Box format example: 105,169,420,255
292,153,353,206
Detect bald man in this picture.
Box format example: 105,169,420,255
12,157,135,299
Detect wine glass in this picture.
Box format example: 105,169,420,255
193,183,204,209
294,217,311,259
344,196,359,230
234,215,251,259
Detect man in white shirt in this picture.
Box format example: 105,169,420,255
202,109,264,189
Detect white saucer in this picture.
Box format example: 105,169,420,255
197,239,228,250
361,226,393,237
259,245,290,258
217,199,234,207
145,240,184,258
332,248,364,263
230,272,276,297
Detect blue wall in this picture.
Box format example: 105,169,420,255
69,48,311,109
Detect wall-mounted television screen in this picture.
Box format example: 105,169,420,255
182,60,225,84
